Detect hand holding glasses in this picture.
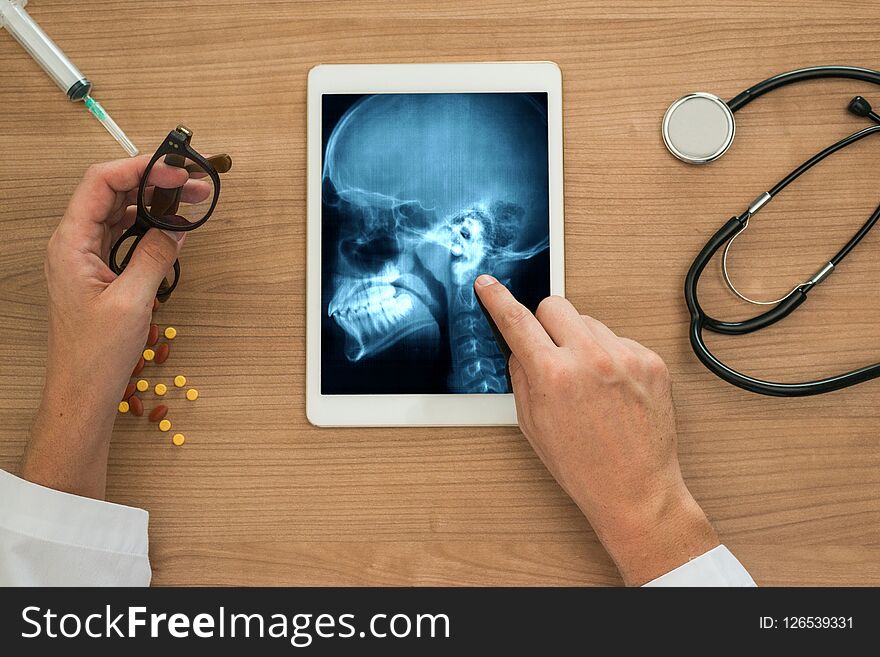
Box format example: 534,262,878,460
109,125,232,301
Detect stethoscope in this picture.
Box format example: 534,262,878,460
663,66,880,396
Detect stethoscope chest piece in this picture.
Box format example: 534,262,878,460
662,92,735,164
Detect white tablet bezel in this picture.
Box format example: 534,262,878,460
306,62,565,426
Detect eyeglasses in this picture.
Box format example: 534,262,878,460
109,125,232,302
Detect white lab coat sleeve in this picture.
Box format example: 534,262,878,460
0,470,151,586
643,544,756,587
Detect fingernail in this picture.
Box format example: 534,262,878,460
476,274,497,287
162,230,185,242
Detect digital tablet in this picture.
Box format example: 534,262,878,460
306,62,565,426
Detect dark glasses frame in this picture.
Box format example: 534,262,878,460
109,125,230,302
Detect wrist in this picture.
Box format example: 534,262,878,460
21,373,118,499
592,481,720,586
35,371,118,447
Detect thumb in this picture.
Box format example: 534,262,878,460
116,229,185,302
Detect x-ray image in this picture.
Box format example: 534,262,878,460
321,92,551,394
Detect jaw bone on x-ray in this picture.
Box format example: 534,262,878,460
321,92,551,395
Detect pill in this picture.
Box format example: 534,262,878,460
118,401,129,413
155,343,170,364
186,388,199,401
172,433,186,446
153,298,160,312
149,404,168,422
129,395,144,417
136,379,149,392
164,326,177,340
174,375,186,387
159,419,172,432
155,383,167,396
147,324,160,347
143,348,155,361
122,383,136,401
132,356,145,377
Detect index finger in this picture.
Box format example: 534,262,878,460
63,155,154,232
474,274,556,371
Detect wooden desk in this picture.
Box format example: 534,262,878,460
1,0,878,586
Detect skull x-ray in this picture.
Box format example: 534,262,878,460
321,92,551,394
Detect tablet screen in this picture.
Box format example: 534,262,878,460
321,92,550,394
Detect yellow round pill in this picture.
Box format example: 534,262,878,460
143,348,155,361
172,433,186,446
118,401,129,413
136,379,149,392
186,388,199,401
174,375,187,388
159,419,172,432
164,327,177,340
155,383,167,396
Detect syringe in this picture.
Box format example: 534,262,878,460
0,0,138,156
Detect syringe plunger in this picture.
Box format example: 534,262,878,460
0,0,91,100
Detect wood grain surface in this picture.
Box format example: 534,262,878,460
1,0,879,586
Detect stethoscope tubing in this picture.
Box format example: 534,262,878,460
686,219,880,397
727,65,880,112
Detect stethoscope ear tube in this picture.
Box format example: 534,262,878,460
685,218,880,396
700,214,810,334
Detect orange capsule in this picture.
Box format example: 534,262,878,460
122,382,136,401
147,324,160,347
129,395,144,417
132,356,145,377
149,404,168,423
155,342,170,364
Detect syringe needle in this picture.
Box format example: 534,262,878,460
84,96,139,157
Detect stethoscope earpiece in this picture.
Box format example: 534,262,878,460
848,95,880,124
662,92,735,164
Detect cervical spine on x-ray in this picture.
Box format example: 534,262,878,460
323,93,550,393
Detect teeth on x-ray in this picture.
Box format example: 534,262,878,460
328,268,422,361
322,92,550,393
